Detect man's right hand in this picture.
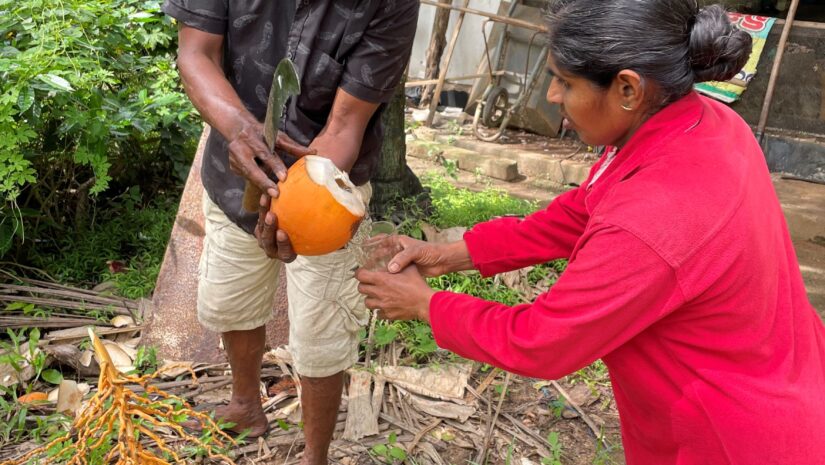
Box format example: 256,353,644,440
227,121,315,198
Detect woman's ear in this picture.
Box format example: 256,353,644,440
614,69,645,111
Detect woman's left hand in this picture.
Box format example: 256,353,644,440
355,265,435,322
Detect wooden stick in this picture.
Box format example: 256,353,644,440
551,380,606,445
774,18,825,30
756,0,801,143
425,0,470,127
419,0,546,32
406,71,506,87
475,371,511,464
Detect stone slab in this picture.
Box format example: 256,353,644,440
441,146,519,182
141,127,290,363
407,139,443,162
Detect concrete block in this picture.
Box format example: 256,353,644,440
442,147,520,182
407,139,444,161
560,160,593,186
516,151,564,181
412,126,439,141
434,135,519,161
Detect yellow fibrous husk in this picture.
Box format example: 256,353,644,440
1,329,237,465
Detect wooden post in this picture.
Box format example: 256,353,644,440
425,0,471,127
419,0,451,108
756,0,801,143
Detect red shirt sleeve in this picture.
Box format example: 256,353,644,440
464,185,590,276
430,225,685,379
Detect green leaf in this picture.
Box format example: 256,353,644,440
17,87,34,112
371,444,388,456
389,447,407,460
388,431,397,444
5,302,27,311
41,369,63,385
37,74,74,92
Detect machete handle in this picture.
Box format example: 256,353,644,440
242,181,263,213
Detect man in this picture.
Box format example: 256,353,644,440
162,1,419,463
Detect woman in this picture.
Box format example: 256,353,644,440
356,1,825,463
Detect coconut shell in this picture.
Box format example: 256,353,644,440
271,157,364,256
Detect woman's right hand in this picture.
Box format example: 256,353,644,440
386,236,472,277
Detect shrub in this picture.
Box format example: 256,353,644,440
0,0,200,258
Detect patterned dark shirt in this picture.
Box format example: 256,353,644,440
162,0,419,234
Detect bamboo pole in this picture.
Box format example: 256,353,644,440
756,0,801,144
425,0,471,127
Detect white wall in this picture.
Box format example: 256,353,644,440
409,0,505,80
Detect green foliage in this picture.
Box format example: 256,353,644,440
541,431,563,465
371,431,407,464
134,345,159,375
0,0,199,259
422,174,538,228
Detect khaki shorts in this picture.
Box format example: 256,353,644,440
197,185,372,377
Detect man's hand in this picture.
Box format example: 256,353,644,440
228,121,315,198
254,193,298,262
355,265,435,322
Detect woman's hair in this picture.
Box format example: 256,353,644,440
546,0,753,106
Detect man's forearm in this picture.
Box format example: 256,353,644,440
308,88,379,173
309,124,362,172
178,43,257,142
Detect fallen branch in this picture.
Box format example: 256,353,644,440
551,380,608,447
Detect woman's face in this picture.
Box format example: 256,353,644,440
545,55,642,147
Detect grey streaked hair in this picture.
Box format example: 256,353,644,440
546,0,752,106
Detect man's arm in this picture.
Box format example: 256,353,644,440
309,88,379,172
176,25,312,196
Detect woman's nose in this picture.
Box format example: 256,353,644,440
546,78,562,104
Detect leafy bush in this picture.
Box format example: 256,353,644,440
0,0,200,258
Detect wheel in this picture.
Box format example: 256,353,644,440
481,86,509,128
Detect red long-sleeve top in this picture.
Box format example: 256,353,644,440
430,93,825,464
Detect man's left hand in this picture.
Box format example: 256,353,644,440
355,265,435,322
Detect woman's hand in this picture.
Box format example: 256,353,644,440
355,265,435,322
386,236,473,277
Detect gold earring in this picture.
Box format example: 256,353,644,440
621,103,633,111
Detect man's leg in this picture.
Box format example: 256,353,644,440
197,192,281,438
299,372,344,465
215,326,268,437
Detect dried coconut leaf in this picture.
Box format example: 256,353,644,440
100,341,133,372
157,360,196,379
56,380,83,416
420,222,467,244
110,315,135,328
342,370,379,441
397,388,476,422
374,364,471,402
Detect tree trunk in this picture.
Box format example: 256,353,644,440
419,0,451,108
370,81,429,221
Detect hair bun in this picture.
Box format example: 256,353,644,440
688,5,753,83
